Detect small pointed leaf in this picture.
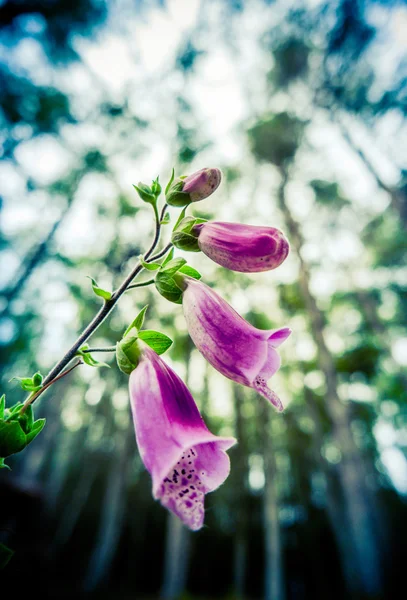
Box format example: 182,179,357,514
138,330,173,355
124,305,149,336
178,265,202,280
160,212,171,225
139,255,161,271
165,168,175,195
160,257,187,276
87,277,112,301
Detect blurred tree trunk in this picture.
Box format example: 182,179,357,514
1,199,76,310
83,423,133,592
233,385,249,599
277,173,383,597
305,388,360,592
258,400,285,600
161,513,191,600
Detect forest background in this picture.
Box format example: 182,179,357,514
0,1,406,599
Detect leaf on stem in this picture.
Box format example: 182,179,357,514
87,277,112,301
9,371,43,392
160,212,171,225
138,330,173,355
165,168,175,195
139,255,162,271
123,305,149,336
77,345,110,368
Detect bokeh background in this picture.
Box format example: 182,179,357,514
1,0,406,598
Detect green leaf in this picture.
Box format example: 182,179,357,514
0,458,11,471
160,212,171,225
0,543,14,568
165,168,175,195
162,247,175,266
139,255,161,271
155,272,184,304
173,206,187,231
0,395,4,420
133,182,156,204
18,405,33,434
25,418,46,444
32,372,43,387
138,330,173,355
123,305,149,336
0,420,26,456
151,176,161,197
178,265,202,280
160,257,187,276
87,277,112,301
77,345,110,368
9,376,42,393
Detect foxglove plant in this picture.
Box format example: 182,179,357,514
2,163,291,533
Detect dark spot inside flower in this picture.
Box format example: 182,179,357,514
187,475,192,479
181,469,186,474
190,485,195,490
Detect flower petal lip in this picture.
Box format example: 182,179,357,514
181,277,291,411
129,345,236,531
194,221,289,272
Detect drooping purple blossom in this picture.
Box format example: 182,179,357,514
179,276,291,411
129,344,236,530
193,221,289,272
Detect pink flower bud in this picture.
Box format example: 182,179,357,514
193,221,289,272
166,168,221,207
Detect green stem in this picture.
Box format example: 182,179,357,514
35,202,169,401
20,360,83,414
81,347,117,353
127,279,155,290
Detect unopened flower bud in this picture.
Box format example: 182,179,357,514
166,168,221,207
192,221,289,273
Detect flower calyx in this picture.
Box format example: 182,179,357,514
171,216,207,252
116,306,173,374
154,255,201,304
0,395,46,468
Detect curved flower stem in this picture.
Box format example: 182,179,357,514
37,203,171,398
127,279,155,290
20,360,83,414
81,347,117,353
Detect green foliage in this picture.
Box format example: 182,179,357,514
87,277,112,301
310,180,350,208
0,543,14,569
248,112,306,166
336,342,382,378
124,305,149,335
270,38,310,86
10,372,43,392
76,346,110,368
0,399,46,465
138,330,173,355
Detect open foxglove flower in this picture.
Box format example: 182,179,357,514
127,343,236,530
178,276,291,411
